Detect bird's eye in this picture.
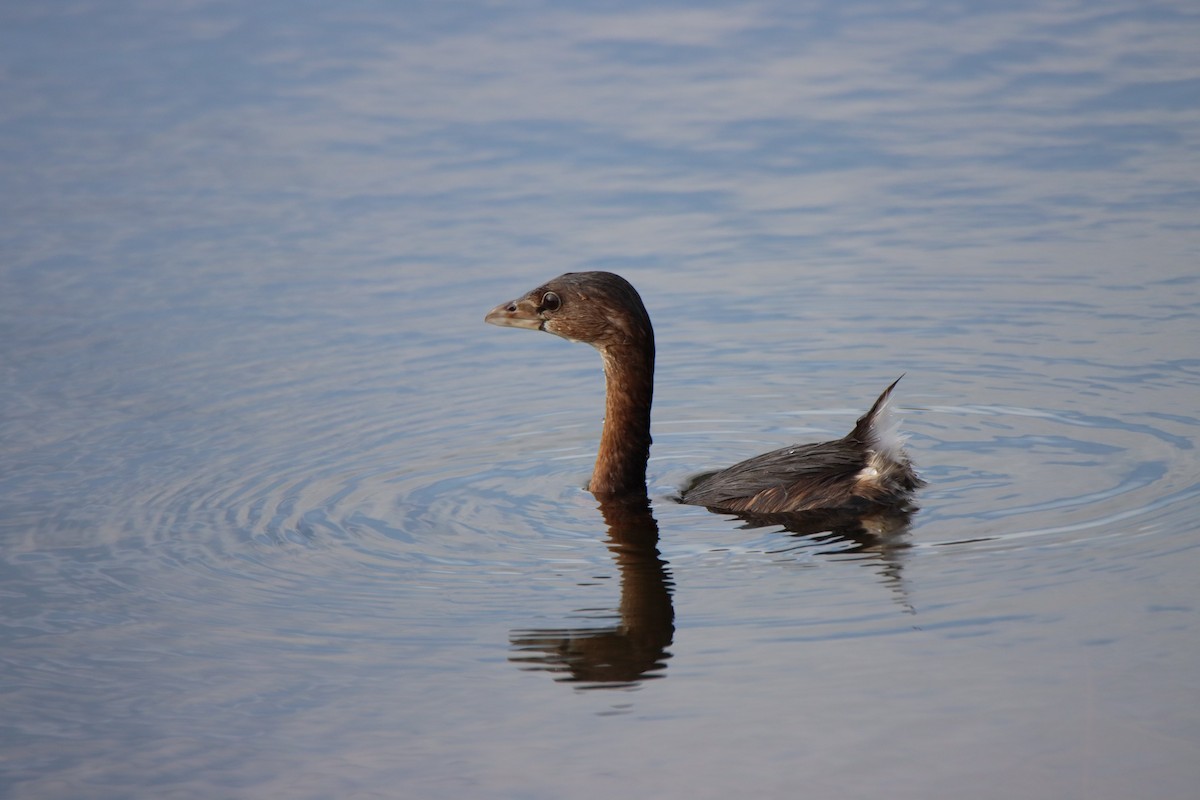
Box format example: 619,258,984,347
540,291,561,313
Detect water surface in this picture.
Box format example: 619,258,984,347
2,2,1199,798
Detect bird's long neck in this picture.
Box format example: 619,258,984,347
590,341,654,496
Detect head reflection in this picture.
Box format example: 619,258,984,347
509,494,674,688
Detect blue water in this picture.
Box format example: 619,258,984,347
2,2,1199,798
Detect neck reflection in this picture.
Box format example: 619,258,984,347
509,493,674,688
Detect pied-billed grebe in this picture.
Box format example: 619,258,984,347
485,271,923,514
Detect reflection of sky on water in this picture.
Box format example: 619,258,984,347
1,4,1199,798
3,1,1196,284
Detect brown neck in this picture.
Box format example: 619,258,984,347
589,341,654,496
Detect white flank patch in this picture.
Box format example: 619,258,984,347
856,465,880,482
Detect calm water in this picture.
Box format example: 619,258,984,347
2,2,1199,798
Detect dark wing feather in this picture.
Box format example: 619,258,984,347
680,438,867,513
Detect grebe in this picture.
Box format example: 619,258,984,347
485,271,922,514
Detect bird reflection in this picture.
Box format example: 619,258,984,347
723,504,918,612
510,498,919,688
509,494,674,688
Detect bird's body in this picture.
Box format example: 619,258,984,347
678,376,919,513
